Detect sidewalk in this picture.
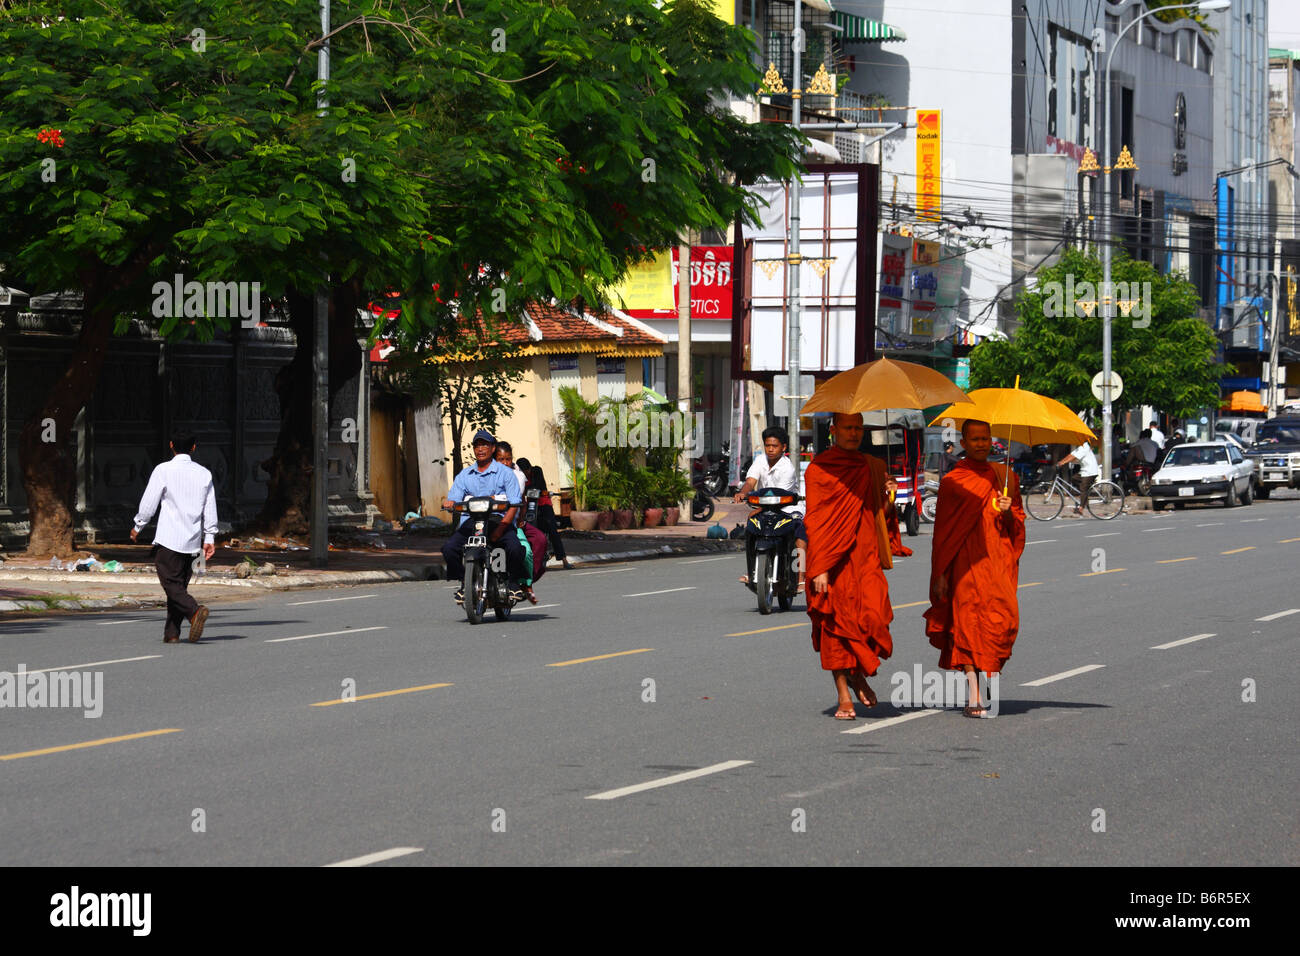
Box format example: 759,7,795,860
0,505,747,614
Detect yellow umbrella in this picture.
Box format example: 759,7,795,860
799,355,971,415
929,377,1097,493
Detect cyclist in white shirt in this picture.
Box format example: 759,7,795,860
734,426,806,591
1059,439,1101,516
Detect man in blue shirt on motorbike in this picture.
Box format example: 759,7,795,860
442,429,526,603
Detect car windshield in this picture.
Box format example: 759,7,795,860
1255,424,1300,444
1166,447,1228,467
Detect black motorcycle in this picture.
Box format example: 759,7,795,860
694,441,730,498
743,487,801,614
453,496,520,625
690,478,715,522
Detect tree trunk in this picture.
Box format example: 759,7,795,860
254,283,362,537
19,262,148,557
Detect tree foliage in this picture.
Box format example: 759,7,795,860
970,247,1229,419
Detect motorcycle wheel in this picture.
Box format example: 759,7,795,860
777,551,794,611
494,597,513,622
464,559,485,625
905,503,920,536
1136,473,1152,497
705,474,727,498
692,495,714,522
921,494,938,523
755,552,775,615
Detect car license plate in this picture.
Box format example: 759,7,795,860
467,535,486,547
1265,472,1283,481
1177,487,1194,497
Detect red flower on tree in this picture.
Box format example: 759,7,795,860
37,127,66,148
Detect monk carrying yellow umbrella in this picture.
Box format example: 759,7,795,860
925,380,1092,716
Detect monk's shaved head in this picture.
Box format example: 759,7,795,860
961,419,991,438
960,418,993,461
830,411,865,451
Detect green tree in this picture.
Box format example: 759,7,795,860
970,247,1229,418
1,0,800,553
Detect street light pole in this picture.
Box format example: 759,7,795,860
311,0,330,568
1097,0,1229,481
787,0,803,434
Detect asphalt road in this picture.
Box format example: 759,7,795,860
2,499,1297,866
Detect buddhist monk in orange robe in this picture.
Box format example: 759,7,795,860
924,419,1026,717
805,412,895,720
884,478,913,557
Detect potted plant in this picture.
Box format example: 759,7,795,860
610,471,635,529
642,471,664,528
659,467,692,526
547,386,601,531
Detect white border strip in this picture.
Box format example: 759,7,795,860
1151,633,1215,650
1256,608,1300,622
266,626,387,644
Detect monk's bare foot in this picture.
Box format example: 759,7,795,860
834,700,857,720
849,672,878,708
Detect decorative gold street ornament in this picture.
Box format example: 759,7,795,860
759,63,787,95
1117,299,1139,317
808,257,836,277
806,63,837,96
1113,145,1139,171
756,259,782,280
1075,299,1098,317
1078,148,1100,174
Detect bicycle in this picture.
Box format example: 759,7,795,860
1022,467,1125,520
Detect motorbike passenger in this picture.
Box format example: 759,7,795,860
733,425,807,594
442,429,527,605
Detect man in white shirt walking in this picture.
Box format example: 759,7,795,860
131,431,218,643
1149,420,1166,450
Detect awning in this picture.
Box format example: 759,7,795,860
833,11,907,43
803,137,843,162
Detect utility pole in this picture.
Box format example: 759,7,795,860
311,0,330,568
677,238,693,474
786,0,804,436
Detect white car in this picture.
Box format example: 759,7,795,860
1150,442,1255,509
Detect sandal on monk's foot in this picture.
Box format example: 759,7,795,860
739,574,749,584
963,704,990,718
849,673,878,708
834,706,857,720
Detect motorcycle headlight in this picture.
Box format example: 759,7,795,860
467,499,491,514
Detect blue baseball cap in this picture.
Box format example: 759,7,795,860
471,429,496,446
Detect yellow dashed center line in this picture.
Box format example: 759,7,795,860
1278,537,1300,544
1079,568,1127,577
0,728,182,761
1156,557,1198,564
311,683,453,707
727,622,806,637
548,648,653,667
1018,582,1042,589
1221,547,1256,555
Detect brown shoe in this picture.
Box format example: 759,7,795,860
164,634,180,644
188,605,210,643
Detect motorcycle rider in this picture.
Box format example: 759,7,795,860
733,425,806,593
442,429,526,604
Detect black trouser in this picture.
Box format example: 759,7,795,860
442,522,526,583
154,545,199,639
536,505,566,561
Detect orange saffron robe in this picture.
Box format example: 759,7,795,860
886,502,913,557
924,459,1026,674
804,446,894,676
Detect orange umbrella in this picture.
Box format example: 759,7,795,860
930,378,1097,492
799,356,971,415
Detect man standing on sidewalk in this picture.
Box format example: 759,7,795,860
131,431,217,643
